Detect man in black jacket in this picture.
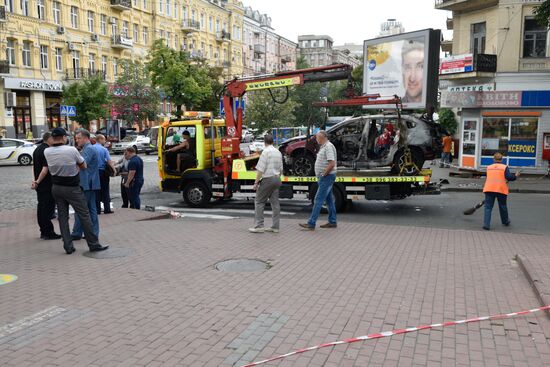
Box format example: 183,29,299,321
32,132,61,240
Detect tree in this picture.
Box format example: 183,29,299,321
438,108,458,135
112,60,160,128
326,64,365,117
147,40,214,117
290,57,325,129
534,0,550,27
62,75,111,129
244,89,298,134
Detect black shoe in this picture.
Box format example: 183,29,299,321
103,211,114,214
89,245,109,252
503,222,510,227
41,233,62,240
71,236,82,241
483,226,490,231
65,247,76,254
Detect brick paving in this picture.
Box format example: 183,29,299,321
0,208,549,366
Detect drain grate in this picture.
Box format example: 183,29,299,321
83,247,136,259
215,259,270,272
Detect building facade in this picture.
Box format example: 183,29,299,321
0,0,244,139
378,18,405,37
437,0,550,173
242,6,296,76
298,34,361,68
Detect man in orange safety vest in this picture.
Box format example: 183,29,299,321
482,152,520,230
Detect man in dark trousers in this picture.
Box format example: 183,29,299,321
123,147,144,209
31,132,61,240
94,134,115,214
37,127,108,254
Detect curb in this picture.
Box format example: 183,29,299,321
516,254,550,320
441,187,550,194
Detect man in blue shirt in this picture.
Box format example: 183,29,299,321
123,147,144,209
71,129,101,239
94,134,115,214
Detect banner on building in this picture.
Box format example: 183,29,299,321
508,140,536,158
441,91,522,108
439,54,473,75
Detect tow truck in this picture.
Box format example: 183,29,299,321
157,64,441,211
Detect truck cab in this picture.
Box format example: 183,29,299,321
158,113,226,206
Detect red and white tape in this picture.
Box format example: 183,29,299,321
240,305,550,367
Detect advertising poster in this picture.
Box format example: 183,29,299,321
363,29,440,110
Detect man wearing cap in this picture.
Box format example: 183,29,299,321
482,152,520,230
40,127,108,254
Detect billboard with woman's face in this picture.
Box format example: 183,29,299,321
363,29,441,110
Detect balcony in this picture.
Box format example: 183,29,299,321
0,60,9,74
441,39,453,53
446,17,453,30
281,55,291,63
440,53,497,80
181,19,200,33
65,68,106,81
111,35,133,49
216,30,231,42
519,58,550,72
185,51,204,60
253,44,265,54
222,61,231,68
434,0,498,12
110,0,131,11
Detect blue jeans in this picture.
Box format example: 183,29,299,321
72,190,99,238
128,178,144,210
483,192,509,229
308,174,337,227
441,152,451,167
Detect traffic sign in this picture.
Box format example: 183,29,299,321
60,105,76,117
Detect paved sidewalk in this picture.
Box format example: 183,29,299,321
0,209,549,366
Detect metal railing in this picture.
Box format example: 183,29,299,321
181,19,200,30
65,68,106,80
110,0,132,9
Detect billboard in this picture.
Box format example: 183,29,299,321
363,29,441,110
440,54,473,74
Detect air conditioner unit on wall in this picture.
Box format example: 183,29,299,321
68,42,76,51
4,92,16,107
91,34,99,42
57,26,66,34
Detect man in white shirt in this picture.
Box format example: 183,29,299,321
249,134,283,233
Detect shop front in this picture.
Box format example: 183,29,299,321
442,90,550,173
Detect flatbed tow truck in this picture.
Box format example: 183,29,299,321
157,64,441,211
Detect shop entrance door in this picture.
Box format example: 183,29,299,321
461,119,478,168
13,107,32,139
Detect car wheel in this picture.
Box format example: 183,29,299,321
18,154,32,166
392,147,425,175
292,152,316,176
183,181,212,208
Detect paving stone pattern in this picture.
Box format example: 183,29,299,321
0,208,549,366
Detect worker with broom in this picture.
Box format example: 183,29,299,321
482,152,520,230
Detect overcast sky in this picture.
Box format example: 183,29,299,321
243,0,452,45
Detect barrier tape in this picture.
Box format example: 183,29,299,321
240,305,550,367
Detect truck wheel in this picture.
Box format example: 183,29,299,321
310,185,346,213
183,181,211,207
293,152,315,176
392,147,425,176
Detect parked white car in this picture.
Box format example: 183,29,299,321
0,138,36,166
249,138,265,153
111,135,150,154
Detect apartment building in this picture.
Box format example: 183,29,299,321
298,35,361,68
242,6,296,76
0,0,244,139
437,0,550,173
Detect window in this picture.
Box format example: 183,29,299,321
101,55,107,74
100,14,106,35
209,16,213,32
143,26,149,45
113,58,118,77
122,20,128,37
55,48,62,71
160,29,165,39
6,40,16,66
87,11,94,33
142,0,146,10
166,0,170,16
166,32,171,47
5,0,14,13
482,117,538,166
72,50,80,70
22,41,31,67
133,24,139,42
182,6,187,20
191,9,195,21
70,6,78,28
200,13,204,29
40,45,48,69
21,0,29,16
159,0,163,13
133,0,137,7
111,18,118,35
470,22,486,54
216,18,219,32
37,0,45,20
88,53,95,71
52,1,61,25
523,18,547,58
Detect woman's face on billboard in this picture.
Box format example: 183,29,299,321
402,49,424,102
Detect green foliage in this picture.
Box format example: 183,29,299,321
244,90,298,134
147,40,216,116
534,1,550,27
62,75,111,129
112,60,160,128
438,108,458,135
290,56,325,128
326,63,365,116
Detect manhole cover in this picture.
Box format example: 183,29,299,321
0,222,16,228
215,259,269,272
83,247,136,259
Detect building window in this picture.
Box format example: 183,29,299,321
113,58,118,77
143,26,149,45
111,18,118,35
6,40,16,66
470,22,486,54
72,50,80,70
100,14,106,35
182,6,187,20
166,32,171,47
101,56,107,74
122,20,128,37
55,48,62,71
166,0,170,16
21,0,29,16
142,0,147,10
216,19,219,32
191,9,195,21
200,13,204,30
40,45,48,69
52,1,61,25
37,0,45,20
22,41,31,67
523,18,547,58
70,6,78,28
88,53,95,71
209,16,213,32
87,11,94,33
133,0,137,7
133,24,139,42
5,0,14,12
159,0,163,13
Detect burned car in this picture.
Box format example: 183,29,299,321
279,114,445,176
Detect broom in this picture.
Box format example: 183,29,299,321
463,200,485,215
